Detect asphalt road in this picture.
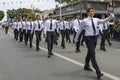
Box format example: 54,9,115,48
0,28,120,80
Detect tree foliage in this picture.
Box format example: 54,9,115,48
7,8,35,19
0,10,4,21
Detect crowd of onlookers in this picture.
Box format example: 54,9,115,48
112,19,120,39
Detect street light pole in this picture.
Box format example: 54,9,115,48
60,0,62,19
80,0,82,19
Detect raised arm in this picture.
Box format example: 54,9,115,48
98,13,114,24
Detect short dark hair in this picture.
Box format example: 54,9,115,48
86,7,94,13
49,13,54,16
62,16,65,18
28,17,32,19
36,15,40,18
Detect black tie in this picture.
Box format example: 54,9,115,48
38,21,41,29
63,21,65,29
91,18,96,36
78,20,80,26
30,22,32,29
103,23,105,29
17,22,18,28
50,20,52,30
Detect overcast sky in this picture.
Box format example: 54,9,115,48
0,0,57,21
0,0,57,11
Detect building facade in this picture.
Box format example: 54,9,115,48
54,1,109,18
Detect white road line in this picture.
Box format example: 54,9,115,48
8,32,120,80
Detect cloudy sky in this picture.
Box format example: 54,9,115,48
0,0,57,21
0,0,57,11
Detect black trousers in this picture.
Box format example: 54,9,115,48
14,29,19,40
5,27,9,34
81,30,85,45
76,32,82,51
100,30,111,49
61,30,66,48
85,36,101,74
66,29,71,43
54,29,58,45
35,31,42,49
19,28,23,42
47,31,55,54
25,30,34,47
23,29,26,43
73,30,76,43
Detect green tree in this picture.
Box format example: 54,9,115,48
7,8,33,19
0,10,5,21
27,12,36,20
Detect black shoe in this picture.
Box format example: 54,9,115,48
55,42,58,46
97,73,104,79
84,67,93,71
100,48,103,50
76,50,81,53
81,44,84,46
36,48,40,52
30,45,33,48
109,43,112,46
62,47,65,49
103,48,107,51
51,52,54,56
47,54,51,58
25,43,27,46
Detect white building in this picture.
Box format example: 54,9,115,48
0,0,56,21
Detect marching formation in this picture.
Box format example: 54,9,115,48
7,7,114,79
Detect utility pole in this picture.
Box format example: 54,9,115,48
84,0,87,9
80,0,82,19
60,0,62,19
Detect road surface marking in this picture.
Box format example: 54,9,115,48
8,32,120,80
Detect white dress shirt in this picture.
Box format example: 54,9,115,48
12,22,19,30
99,21,114,30
59,21,68,30
18,21,23,29
22,21,27,29
65,21,71,29
73,19,82,32
34,20,44,31
74,13,114,42
44,19,57,34
26,21,34,31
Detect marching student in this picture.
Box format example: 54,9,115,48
74,7,114,79
100,14,113,51
73,14,82,53
59,16,68,49
65,18,71,43
44,13,57,58
25,17,34,48
33,15,44,51
22,18,27,44
18,17,24,42
12,19,19,41
5,21,9,34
